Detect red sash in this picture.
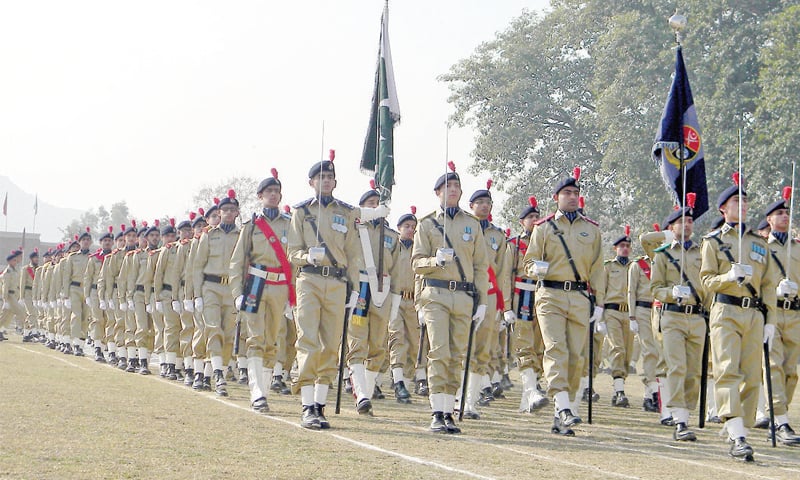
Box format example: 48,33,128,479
637,258,651,280
254,217,296,306
26,266,35,280
487,266,504,311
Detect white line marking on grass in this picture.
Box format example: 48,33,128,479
13,344,91,371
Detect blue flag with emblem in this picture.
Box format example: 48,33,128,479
652,46,709,220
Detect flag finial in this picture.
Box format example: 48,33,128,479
669,10,687,44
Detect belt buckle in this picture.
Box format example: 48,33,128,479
621,304,628,313
783,298,792,310
684,305,694,315
321,266,330,277
448,281,457,292
221,276,229,285
741,297,751,309
563,281,572,291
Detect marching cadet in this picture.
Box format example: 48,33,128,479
387,207,423,401
757,218,771,239
20,249,39,342
628,228,661,413
347,182,399,415
112,223,139,370
649,196,708,441
193,190,241,396
154,219,182,380
186,208,216,390
0,250,26,341
460,181,510,419
97,225,128,366
42,246,60,348
32,250,49,342
61,229,93,356
127,222,160,374
510,197,549,413
272,205,297,396
172,216,196,381
412,161,489,434
523,167,605,436
84,227,114,362
143,220,168,376
229,169,294,413
700,174,778,461
762,189,800,445
601,226,636,408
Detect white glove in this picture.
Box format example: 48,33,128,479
146,304,153,314
498,319,507,332
777,279,799,298
234,295,244,310
389,294,401,322
49,301,56,309
172,300,182,313
595,321,608,335
99,300,107,310
194,297,204,312
726,263,752,282
346,291,359,310
56,299,63,308
590,306,604,323
417,309,425,327
183,299,194,313
306,247,325,265
1,302,9,311
503,310,516,325
359,204,390,221
64,299,72,310
283,303,294,320
119,301,128,312
672,285,692,300
18,299,26,308
127,300,135,310
85,297,92,307
472,304,487,330
155,302,163,313
435,249,448,267
629,319,639,334
662,230,675,245
763,323,776,351
108,299,116,310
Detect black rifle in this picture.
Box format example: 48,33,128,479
335,283,354,415
698,316,710,428
233,213,256,357
588,295,596,425
459,316,478,421
764,340,776,447
416,324,426,369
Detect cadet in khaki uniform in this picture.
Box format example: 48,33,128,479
84,227,114,362
510,197,549,413
388,207,424,399
127,223,160,374
649,202,708,441
288,155,373,430
412,163,489,434
0,250,26,340
118,223,145,370
61,229,93,356
193,191,241,396
186,208,216,390
229,170,294,412
41,249,59,348
627,245,660,412
110,224,139,369
154,220,182,380
762,192,800,445
523,168,605,436
460,182,510,419
20,249,39,342
97,226,128,365
173,214,197,384
701,178,778,461
600,228,636,408
32,250,49,341
271,205,297,396
143,221,167,375
56,241,78,352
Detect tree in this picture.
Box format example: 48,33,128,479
60,200,131,243
192,177,260,222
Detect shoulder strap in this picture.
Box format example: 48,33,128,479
428,217,468,284
301,205,341,268
708,235,760,298
254,216,297,306
661,249,702,306
769,249,787,279
547,219,582,283
636,258,651,280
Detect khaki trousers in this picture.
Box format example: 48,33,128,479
202,282,236,363
276,310,297,371
388,298,421,379
661,310,705,410
514,316,544,377
160,291,181,356
418,286,472,395
634,305,661,385
347,285,390,371
604,308,632,379
243,284,287,365
133,291,153,350
767,308,800,416
68,285,88,340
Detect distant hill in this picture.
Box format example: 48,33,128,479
0,175,82,242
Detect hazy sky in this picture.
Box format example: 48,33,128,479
0,0,549,231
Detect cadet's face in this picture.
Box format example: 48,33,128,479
9,256,19,267
721,195,747,222
116,238,125,249
207,211,221,226
69,244,79,253
31,257,39,266
361,196,379,208
179,227,192,240
138,234,147,248
193,223,207,235
555,187,580,212
258,186,282,209
520,212,540,232
436,180,462,207
79,238,91,250
163,232,177,244
100,238,113,251
768,208,789,232
470,197,492,219
670,216,694,239
125,232,137,247
220,205,239,224
615,241,631,257
147,231,160,247
310,172,336,196
398,220,416,240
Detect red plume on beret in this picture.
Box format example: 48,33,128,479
74,234,79,241
34,247,39,253
573,166,581,181
329,149,335,161
673,204,680,211
505,228,511,237
488,213,493,222
410,205,417,215
732,172,741,186
529,196,538,208
578,196,585,209
283,205,290,213
486,179,493,190
154,219,160,227
108,226,113,233
142,221,148,227
447,161,456,172
227,189,236,199
169,218,175,227
213,198,220,206
783,186,792,202
686,192,697,209
189,212,196,221
624,225,631,237
653,223,661,232
198,208,205,216
85,226,91,233
369,179,376,190
271,168,278,179
121,224,126,232
131,219,137,228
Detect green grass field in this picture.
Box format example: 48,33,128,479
2,335,799,480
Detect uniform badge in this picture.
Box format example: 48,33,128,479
750,243,766,263
579,232,589,237
281,230,288,244
332,214,348,233
491,237,499,251
463,226,472,242
384,236,393,249
269,236,277,243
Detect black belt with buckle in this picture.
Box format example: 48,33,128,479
90,283,97,290
135,285,145,292
204,274,230,285
162,284,172,291
777,297,800,311
113,282,118,289
180,280,186,287
715,293,762,309
24,286,32,291
635,301,653,308
604,303,629,313
70,281,82,287
539,280,587,291
300,265,346,279
662,303,703,315
421,278,476,292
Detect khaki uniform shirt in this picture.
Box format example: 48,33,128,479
2,265,19,302
20,262,36,299
183,235,202,300
229,212,292,299
483,223,511,310
61,250,90,297
154,242,182,301
603,257,630,306
393,239,415,295
766,233,800,292
98,248,122,302
627,256,654,307
651,241,707,308
83,250,107,299
193,225,241,292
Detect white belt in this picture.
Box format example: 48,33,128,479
248,267,286,282
359,272,388,283
515,281,537,292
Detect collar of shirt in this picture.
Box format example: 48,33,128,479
479,219,490,231
557,209,578,223
400,239,412,249
263,208,280,220
80,249,89,254
772,231,788,245
616,256,629,266
219,223,236,234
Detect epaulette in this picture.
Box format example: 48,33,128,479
534,213,555,226
703,229,722,239
148,248,159,255
420,211,436,221
580,214,599,226
384,225,399,235
654,244,670,253
111,248,119,255
280,212,292,220
461,211,479,221
293,197,314,209
335,199,354,210
180,238,191,245
603,258,614,264
125,250,137,257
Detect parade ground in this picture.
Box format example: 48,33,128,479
1,334,798,480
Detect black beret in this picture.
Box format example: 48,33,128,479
716,184,747,210
308,160,335,179
469,189,491,203
663,206,694,227
764,199,789,218
757,218,770,231
177,220,192,230
519,196,540,220
6,250,22,262
434,172,459,191
29,249,39,259
359,189,380,206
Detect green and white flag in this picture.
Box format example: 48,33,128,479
360,1,400,204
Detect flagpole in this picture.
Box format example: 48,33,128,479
33,194,38,233
669,12,688,291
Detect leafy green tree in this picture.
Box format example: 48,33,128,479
192,177,260,222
